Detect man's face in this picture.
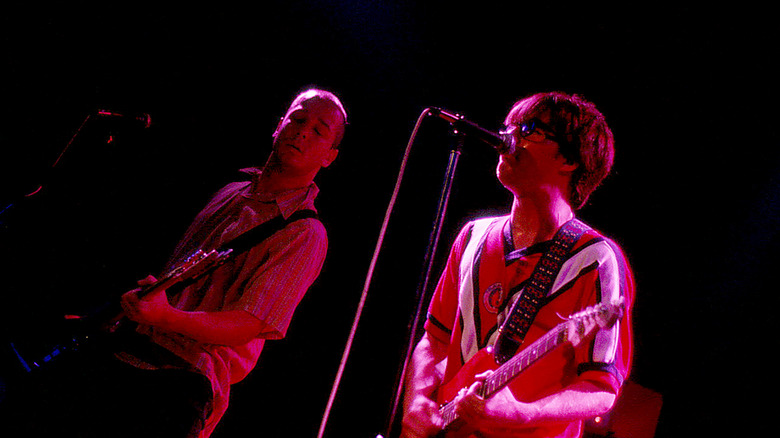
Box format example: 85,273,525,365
271,94,344,175
496,106,575,196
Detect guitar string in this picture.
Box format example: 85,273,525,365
439,302,614,430
439,324,568,428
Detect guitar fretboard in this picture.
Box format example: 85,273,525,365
438,322,571,429
482,324,568,398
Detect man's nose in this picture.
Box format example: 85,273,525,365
296,127,310,139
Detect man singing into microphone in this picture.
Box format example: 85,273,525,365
7,87,347,438
401,91,634,438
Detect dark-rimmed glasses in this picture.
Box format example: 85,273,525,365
500,118,560,144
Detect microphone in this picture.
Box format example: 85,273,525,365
428,107,514,154
96,109,152,128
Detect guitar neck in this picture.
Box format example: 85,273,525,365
135,272,182,299
134,249,233,300
435,300,621,435
481,324,568,399
438,322,569,430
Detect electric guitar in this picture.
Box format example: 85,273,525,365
434,298,624,438
18,248,233,371
102,248,233,331
137,248,232,298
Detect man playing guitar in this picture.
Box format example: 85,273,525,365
401,92,634,438
5,88,348,438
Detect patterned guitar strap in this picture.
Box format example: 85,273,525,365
493,218,591,364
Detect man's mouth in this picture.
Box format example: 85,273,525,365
285,143,302,153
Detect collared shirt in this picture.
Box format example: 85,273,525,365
425,215,634,438
132,168,328,437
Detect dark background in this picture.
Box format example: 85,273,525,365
1,2,777,437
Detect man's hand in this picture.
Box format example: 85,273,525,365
119,274,267,345
401,394,443,438
452,371,538,436
120,275,173,327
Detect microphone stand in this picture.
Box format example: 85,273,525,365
0,109,149,225
379,129,464,438
316,108,430,438
315,109,464,438
0,113,93,225
0,110,147,374
0,113,93,380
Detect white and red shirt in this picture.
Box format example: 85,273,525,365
425,215,635,437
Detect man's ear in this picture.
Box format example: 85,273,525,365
559,160,579,175
321,147,339,168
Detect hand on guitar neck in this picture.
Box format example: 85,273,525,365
120,274,173,328
23,249,237,372
102,248,231,334
439,370,538,438
115,249,268,346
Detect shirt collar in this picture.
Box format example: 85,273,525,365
239,167,319,219
503,217,552,263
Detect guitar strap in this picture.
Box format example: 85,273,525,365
493,218,590,364
162,208,319,294
110,209,320,366
216,208,319,256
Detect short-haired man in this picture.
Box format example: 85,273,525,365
7,88,347,438
402,92,634,438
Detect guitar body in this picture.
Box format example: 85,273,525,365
436,349,498,406
433,350,500,438
432,299,624,438
434,347,568,438
436,342,572,407
12,249,232,372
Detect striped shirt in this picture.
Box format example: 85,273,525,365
425,215,634,438
135,168,328,437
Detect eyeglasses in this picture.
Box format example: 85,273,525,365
500,118,560,144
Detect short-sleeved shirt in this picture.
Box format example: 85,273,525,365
129,168,328,437
425,215,634,438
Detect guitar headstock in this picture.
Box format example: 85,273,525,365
566,297,625,347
